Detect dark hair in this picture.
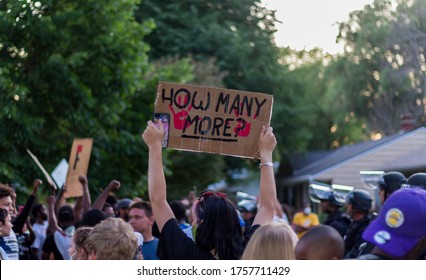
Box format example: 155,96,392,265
58,205,75,224
195,196,243,260
0,208,9,224
169,200,186,221
106,195,118,208
129,201,153,217
31,203,43,219
81,209,108,227
0,183,14,199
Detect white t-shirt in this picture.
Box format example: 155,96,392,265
31,221,48,259
53,227,73,260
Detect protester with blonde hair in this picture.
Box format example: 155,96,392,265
68,226,92,260
85,218,137,260
242,222,297,260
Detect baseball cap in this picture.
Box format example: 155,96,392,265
362,188,426,257
117,198,133,210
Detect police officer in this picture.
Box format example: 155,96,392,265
405,172,426,190
344,190,373,259
237,199,257,231
378,171,406,204
319,190,351,238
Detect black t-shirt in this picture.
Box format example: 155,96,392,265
157,218,260,260
42,234,63,260
344,215,373,258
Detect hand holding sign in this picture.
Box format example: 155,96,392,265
142,120,165,149
258,126,277,154
154,82,273,158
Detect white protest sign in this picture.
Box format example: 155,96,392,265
51,159,69,189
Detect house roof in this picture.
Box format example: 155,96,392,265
282,127,426,186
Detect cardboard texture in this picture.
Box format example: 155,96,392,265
154,82,273,158
65,138,93,198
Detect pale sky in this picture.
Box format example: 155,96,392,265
262,0,375,54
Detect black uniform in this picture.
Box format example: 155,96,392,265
344,215,374,259
323,210,351,237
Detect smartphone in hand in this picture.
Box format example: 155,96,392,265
153,113,170,148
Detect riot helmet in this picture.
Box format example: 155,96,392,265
404,173,426,190
378,171,406,200
345,190,372,212
237,199,257,214
309,181,348,207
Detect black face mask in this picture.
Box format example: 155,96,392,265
40,212,48,221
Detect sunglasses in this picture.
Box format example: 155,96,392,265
197,191,227,201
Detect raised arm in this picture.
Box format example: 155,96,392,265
73,195,83,221
47,195,60,233
12,179,41,231
142,120,175,231
76,175,92,218
92,180,121,210
54,185,67,217
252,125,277,226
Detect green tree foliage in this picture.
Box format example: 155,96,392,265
276,48,367,152
0,0,193,200
135,0,289,191
136,0,282,93
336,0,426,136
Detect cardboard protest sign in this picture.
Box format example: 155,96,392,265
27,149,58,190
65,139,93,198
154,82,273,158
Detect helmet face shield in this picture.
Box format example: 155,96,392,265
360,171,385,190
237,199,257,213
345,192,354,204
309,181,353,207
332,184,354,206
309,182,333,203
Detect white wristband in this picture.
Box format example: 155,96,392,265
259,161,273,168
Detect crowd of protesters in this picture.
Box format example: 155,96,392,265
1,122,425,260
